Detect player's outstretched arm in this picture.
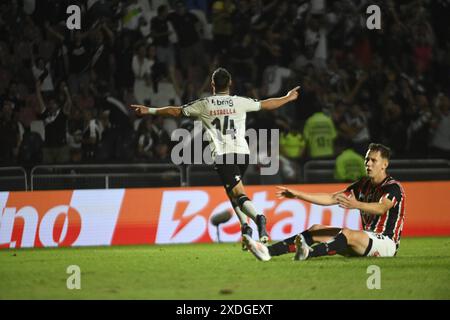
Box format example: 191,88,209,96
276,186,343,206
260,86,300,110
130,104,182,117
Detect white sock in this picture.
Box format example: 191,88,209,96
240,200,259,222
234,206,248,227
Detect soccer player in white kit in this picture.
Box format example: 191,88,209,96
131,68,300,246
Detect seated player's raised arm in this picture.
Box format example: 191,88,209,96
276,186,338,206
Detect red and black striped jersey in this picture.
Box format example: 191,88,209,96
346,176,406,245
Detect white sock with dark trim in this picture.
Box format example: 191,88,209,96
240,200,259,222
234,206,248,226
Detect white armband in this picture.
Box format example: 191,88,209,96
148,108,157,115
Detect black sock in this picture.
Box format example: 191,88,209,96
268,235,297,256
301,230,314,246
308,232,348,258
267,231,316,256
241,223,252,236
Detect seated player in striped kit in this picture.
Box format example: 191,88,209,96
244,143,406,261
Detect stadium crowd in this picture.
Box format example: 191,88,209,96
0,0,449,182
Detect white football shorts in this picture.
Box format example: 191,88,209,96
364,231,397,257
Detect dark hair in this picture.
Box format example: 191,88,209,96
368,143,391,160
212,68,231,92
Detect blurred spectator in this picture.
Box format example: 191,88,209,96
81,108,102,162
31,51,55,93
168,0,206,83
35,81,72,164
67,128,83,163
150,5,181,95
230,0,253,35
334,147,366,182
279,124,306,182
66,30,92,95
114,33,135,92
89,21,115,89
120,0,146,43
152,141,171,163
17,126,44,167
229,33,257,88
95,109,113,161
303,110,337,159
42,22,69,81
132,42,154,105
260,63,293,98
304,14,326,65
152,115,173,147
279,128,306,162
136,115,171,161
429,94,450,159
406,94,432,158
343,103,370,155
86,0,115,26
96,89,135,162
257,28,283,73
0,100,20,165
136,116,158,161
150,63,181,107
211,0,235,55
412,20,435,75
150,5,176,69
381,99,407,157
74,82,95,111
67,103,84,137
185,0,210,15
331,101,353,144
1,82,25,112
294,76,321,123
292,46,324,72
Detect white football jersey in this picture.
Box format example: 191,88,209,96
181,94,261,157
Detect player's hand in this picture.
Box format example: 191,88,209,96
331,191,347,202
336,190,359,209
130,104,149,116
286,86,300,102
276,186,297,199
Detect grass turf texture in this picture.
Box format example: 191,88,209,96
0,237,449,300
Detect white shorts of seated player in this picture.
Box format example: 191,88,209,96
364,231,397,257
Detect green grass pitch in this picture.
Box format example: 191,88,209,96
0,237,449,300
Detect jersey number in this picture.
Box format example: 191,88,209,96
212,116,236,139
317,136,329,147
